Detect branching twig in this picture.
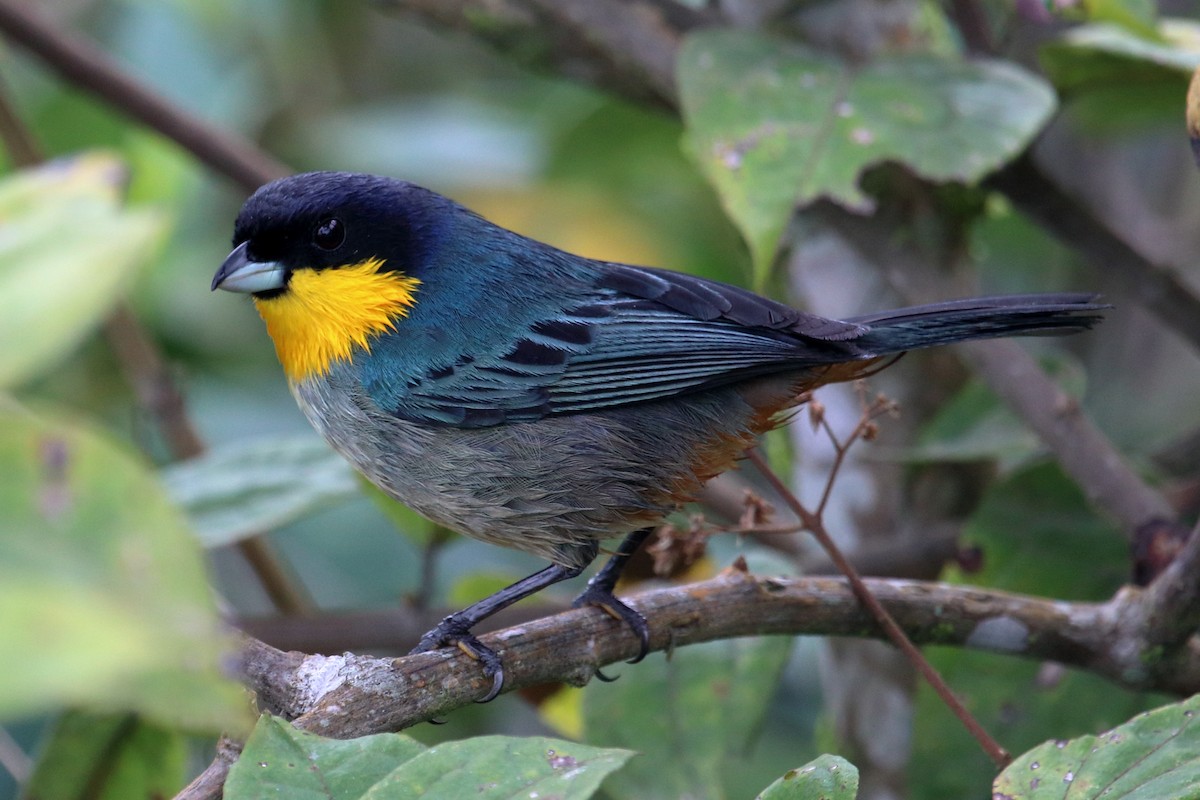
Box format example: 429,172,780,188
746,398,1011,768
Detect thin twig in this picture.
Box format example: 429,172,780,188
745,448,1012,768
0,0,288,192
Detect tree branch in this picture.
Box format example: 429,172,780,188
1133,518,1200,653
0,0,287,192
813,203,1175,538
227,566,1200,742
380,0,710,108
986,153,1200,355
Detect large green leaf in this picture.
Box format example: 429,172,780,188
1040,20,1200,132
0,403,246,730
756,755,859,799
225,716,632,800
954,461,1127,599
582,636,793,800
162,435,359,548
1042,20,1200,87
225,716,427,800
162,436,435,547
994,694,1200,799
0,153,165,388
678,30,1055,280
21,712,187,800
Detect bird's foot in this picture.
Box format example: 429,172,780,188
572,580,650,681
410,618,505,703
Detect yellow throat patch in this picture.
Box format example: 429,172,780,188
253,258,420,382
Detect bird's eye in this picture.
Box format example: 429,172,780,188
313,218,345,251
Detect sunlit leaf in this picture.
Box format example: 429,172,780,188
994,694,1200,799
679,30,1054,281
0,403,246,730
0,153,165,387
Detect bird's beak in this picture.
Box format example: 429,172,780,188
211,241,287,294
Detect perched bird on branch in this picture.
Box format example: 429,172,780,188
213,171,1104,700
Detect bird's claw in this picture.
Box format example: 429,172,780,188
410,620,506,703
572,582,650,667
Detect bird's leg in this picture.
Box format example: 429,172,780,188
411,562,585,702
572,527,654,671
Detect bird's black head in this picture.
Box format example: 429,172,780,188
213,171,451,297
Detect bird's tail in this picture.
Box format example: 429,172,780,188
845,293,1107,355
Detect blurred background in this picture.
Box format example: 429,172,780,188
3,0,1200,797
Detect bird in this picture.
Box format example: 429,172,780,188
212,171,1105,701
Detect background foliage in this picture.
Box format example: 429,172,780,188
2,0,1200,798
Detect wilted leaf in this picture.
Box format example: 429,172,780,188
0,153,165,387
994,694,1200,799
679,30,1055,279
0,403,245,730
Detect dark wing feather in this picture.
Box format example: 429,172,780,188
390,271,862,428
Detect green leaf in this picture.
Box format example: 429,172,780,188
162,435,359,548
911,462,1148,796
0,403,246,730
906,356,1086,468
364,735,633,799
0,153,165,387
583,636,793,799
912,650,1167,798
226,716,633,800
678,30,1055,280
225,715,427,800
954,462,1127,599
994,694,1200,799
756,755,859,799
1042,20,1200,87
1081,0,1160,40
21,711,187,800
1039,21,1200,132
